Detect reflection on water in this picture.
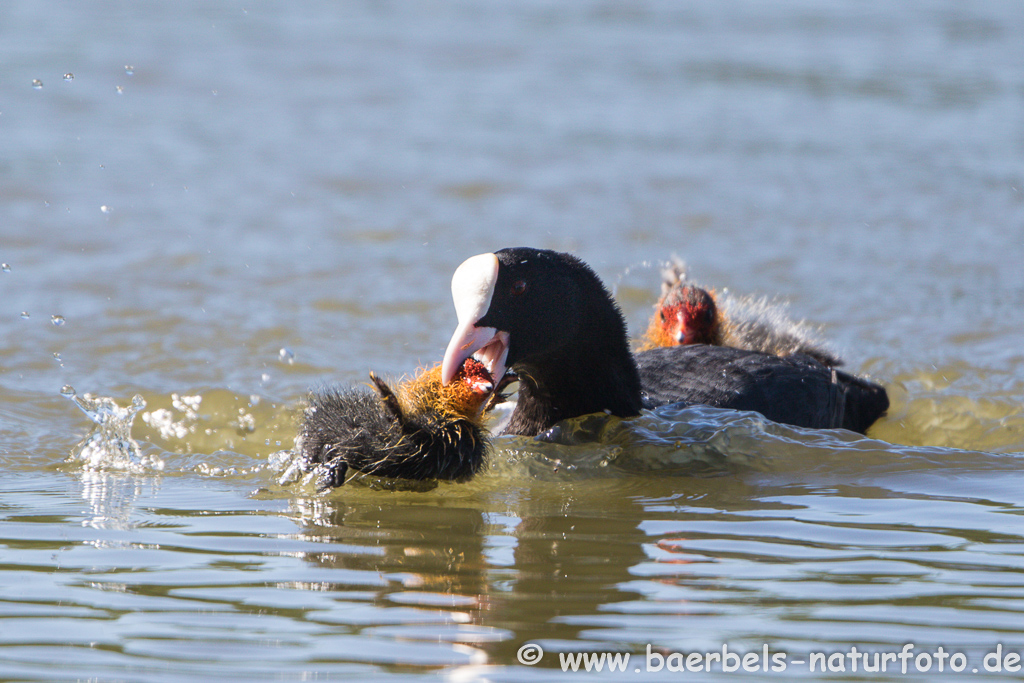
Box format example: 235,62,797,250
78,470,157,532
285,485,654,667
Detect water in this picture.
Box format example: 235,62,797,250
3,0,1024,680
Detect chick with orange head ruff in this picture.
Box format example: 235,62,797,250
641,259,843,368
298,358,493,490
642,281,721,348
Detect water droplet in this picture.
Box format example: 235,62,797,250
260,373,271,383
51,314,66,326
61,385,76,397
278,348,295,364
100,205,110,213
115,85,124,94
20,312,30,320
63,73,74,81
124,65,134,75
32,79,43,89
1,263,9,272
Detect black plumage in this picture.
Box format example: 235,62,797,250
298,364,490,490
636,345,886,433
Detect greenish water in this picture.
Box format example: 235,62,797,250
3,1,1024,680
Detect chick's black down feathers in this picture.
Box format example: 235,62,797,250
298,373,487,490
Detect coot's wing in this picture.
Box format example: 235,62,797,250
635,345,848,430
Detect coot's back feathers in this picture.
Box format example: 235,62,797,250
635,345,886,431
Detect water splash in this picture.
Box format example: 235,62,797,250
278,347,295,365
64,386,162,473
142,393,202,440
269,448,307,486
172,393,202,414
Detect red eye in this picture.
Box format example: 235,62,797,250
511,279,528,297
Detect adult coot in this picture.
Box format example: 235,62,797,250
441,248,888,437
641,259,843,367
298,358,493,489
